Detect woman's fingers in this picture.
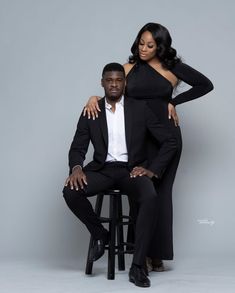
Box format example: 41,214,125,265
83,104,99,119
168,103,179,127
95,102,101,112
172,113,179,126
90,104,99,119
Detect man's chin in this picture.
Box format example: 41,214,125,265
108,95,121,101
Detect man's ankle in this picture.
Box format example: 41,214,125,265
95,229,109,243
131,262,143,269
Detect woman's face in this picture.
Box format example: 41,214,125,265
138,31,157,62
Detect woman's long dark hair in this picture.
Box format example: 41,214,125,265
129,23,181,69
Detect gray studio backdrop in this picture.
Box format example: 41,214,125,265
0,0,234,262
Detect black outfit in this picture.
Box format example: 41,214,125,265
125,61,214,260
63,98,177,266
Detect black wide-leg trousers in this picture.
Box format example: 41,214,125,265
127,124,182,260
63,163,158,266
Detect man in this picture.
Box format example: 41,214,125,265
63,63,177,288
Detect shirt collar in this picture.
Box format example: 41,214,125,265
105,96,124,110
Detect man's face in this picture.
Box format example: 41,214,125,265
101,71,126,101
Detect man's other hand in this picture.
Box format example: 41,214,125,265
64,166,88,190
130,167,154,179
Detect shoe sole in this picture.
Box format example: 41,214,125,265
92,249,105,262
152,267,164,272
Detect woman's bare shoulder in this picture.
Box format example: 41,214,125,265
123,63,135,76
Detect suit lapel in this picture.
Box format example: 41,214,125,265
99,98,108,147
124,97,133,151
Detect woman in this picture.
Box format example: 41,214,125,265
83,23,213,272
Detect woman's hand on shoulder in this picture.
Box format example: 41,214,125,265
168,103,179,127
83,96,102,119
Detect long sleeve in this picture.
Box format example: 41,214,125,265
170,62,214,106
68,113,90,174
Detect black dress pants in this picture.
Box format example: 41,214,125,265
63,163,158,266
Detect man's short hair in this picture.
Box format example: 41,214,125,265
102,62,125,77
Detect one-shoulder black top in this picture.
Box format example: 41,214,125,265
125,61,214,108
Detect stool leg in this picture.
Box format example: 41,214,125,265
85,194,104,275
117,196,125,271
107,195,116,280
85,238,94,275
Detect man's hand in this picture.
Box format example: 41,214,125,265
64,166,88,190
130,166,154,179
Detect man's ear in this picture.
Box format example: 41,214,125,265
101,78,104,88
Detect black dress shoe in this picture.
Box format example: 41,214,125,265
143,263,149,276
129,264,151,287
88,235,108,262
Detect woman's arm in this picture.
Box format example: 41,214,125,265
170,62,214,106
83,96,102,119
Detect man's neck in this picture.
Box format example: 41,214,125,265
105,96,122,113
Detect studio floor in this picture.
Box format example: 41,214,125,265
0,255,234,293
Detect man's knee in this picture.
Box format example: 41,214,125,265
139,192,158,218
63,185,71,197
136,190,158,211
141,180,158,207
139,178,157,200
63,185,83,201
144,190,158,203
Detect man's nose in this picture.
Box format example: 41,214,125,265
111,81,118,87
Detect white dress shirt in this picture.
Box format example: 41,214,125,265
105,96,128,162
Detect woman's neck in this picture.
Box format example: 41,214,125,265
147,57,161,67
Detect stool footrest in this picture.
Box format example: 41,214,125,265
118,220,134,226
99,216,133,225
98,217,111,223
104,245,134,255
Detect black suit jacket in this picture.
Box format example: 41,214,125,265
69,97,177,178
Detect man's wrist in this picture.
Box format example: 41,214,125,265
148,170,158,179
147,170,154,179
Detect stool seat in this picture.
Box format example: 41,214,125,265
85,189,134,280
